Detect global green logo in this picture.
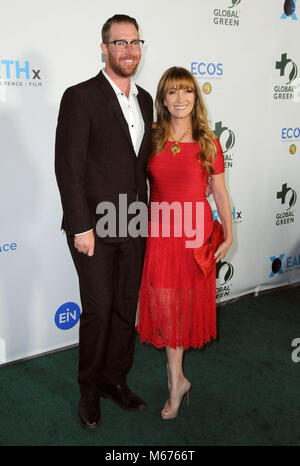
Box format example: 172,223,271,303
276,53,298,84
274,53,298,100
216,260,234,285
229,0,241,7
214,121,236,168
216,260,234,299
213,0,241,26
277,183,297,210
275,183,297,226
214,121,235,152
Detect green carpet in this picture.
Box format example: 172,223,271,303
1,286,300,446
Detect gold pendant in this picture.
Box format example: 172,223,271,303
171,143,180,155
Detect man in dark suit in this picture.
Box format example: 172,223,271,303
55,14,153,429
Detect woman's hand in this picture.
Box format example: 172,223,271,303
211,173,233,262
214,238,232,262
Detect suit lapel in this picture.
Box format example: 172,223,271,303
95,71,135,153
137,89,150,158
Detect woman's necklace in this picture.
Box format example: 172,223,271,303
169,127,191,156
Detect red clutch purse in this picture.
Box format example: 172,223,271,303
193,220,224,277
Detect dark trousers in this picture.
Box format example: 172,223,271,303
67,235,146,394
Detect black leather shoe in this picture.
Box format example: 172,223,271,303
99,383,146,411
78,392,101,429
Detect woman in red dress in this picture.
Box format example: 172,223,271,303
137,67,232,419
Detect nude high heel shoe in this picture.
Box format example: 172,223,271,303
161,378,191,420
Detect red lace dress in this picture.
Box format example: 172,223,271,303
137,139,224,349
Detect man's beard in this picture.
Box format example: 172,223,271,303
108,55,140,77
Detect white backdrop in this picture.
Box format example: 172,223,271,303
1,0,299,364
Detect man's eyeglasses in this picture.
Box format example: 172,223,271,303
104,40,145,49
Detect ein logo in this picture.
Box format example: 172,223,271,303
55,302,81,330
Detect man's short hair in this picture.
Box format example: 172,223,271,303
101,14,139,42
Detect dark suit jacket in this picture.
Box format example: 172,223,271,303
55,71,153,240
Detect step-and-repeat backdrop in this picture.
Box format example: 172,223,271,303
1,0,299,364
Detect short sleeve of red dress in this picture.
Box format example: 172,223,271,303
212,138,225,175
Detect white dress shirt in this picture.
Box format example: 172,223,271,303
76,69,145,236
102,68,145,155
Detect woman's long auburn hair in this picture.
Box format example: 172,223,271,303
152,67,216,175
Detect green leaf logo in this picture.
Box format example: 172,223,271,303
229,0,242,8
288,190,297,210
287,62,298,84
225,131,235,152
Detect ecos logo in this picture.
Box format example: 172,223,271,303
281,127,300,141
281,0,298,20
191,62,223,96
55,302,81,330
191,62,223,79
281,127,299,155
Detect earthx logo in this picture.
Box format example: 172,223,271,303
269,254,285,277
281,0,298,20
213,206,242,225
0,59,42,88
269,253,300,278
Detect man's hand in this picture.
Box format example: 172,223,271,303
74,230,95,257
